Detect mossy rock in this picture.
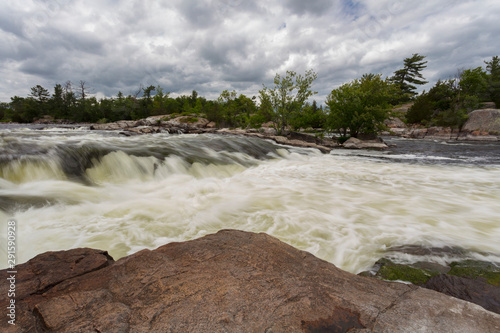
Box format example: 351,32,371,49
448,260,500,286
372,259,439,285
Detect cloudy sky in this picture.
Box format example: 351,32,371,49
1,0,499,104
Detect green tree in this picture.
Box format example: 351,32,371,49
390,53,428,101
259,69,317,134
28,84,50,118
9,96,30,122
326,74,392,138
485,55,500,107
406,79,456,125
0,102,9,121
152,86,170,115
50,83,66,118
406,67,488,128
458,67,488,99
289,100,326,130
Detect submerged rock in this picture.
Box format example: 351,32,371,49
1,230,499,332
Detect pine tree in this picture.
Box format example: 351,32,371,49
484,55,500,107
391,53,428,101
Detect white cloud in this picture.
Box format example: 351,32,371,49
0,0,499,104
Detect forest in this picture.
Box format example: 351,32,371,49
1,55,498,138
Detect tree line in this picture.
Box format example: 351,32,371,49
1,55,498,138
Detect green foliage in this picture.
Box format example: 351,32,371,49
289,100,326,130
214,90,256,128
406,80,455,124
485,55,500,107
179,116,199,123
259,69,317,134
0,102,9,121
407,66,490,128
390,53,428,102
326,73,393,138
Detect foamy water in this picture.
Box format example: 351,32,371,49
1,127,499,273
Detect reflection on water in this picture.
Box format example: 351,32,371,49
1,127,499,273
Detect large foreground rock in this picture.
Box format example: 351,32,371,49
1,230,499,332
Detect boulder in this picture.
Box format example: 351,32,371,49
343,137,388,149
166,116,210,128
462,109,500,134
1,230,499,332
384,117,406,128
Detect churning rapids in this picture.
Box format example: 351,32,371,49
1,125,500,273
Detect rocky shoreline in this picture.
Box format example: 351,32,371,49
1,230,499,332
5,108,499,153
384,109,500,141
85,108,500,151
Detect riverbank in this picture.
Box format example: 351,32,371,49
384,109,500,141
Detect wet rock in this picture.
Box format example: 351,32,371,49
216,129,336,152
423,274,500,314
125,126,162,134
1,230,499,332
448,260,500,286
360,245,500,315
361,258,441,285
343,137,388,149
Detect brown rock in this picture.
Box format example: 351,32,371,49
423,274,500,315
1,230,499,332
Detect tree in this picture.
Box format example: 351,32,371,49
289,100,326,130
390,53,428,101
406,67,488,128
259,69,317,134
50,84,66,118
152,86,170,116
406,79,456,125
29,85,50,104
485,55,500,107
74,81,94,121
0,102,10,121
326,74,392,138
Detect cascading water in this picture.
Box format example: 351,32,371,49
1,125,500,273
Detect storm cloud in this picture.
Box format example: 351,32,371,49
1,0,499,103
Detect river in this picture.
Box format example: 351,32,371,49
1,125,499,273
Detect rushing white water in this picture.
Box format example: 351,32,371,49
1,127,500,273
